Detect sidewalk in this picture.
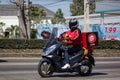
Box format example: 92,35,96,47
0,49,41,57
0,49,120,57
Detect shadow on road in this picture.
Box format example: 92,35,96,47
91,72,108,76
0,60,8,63
50,72,107,78
52,73,80,78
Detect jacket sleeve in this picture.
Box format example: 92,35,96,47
65,39,73,44
57,32,66,41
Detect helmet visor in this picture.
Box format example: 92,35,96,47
69,21,78,28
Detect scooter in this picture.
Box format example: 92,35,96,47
38,27,95,77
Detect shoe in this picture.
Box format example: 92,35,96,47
62,64,70,69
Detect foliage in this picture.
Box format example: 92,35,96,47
0,22,5,27
70,0,95,16
51,8,66,24
5,25,20,38
89,0,95,14
10,0,31,39
0,22,6,38
97,40,120,49
0,39,120,49
0,39,47,49
30,6,46,24
31,29,37,39
5,25,37,39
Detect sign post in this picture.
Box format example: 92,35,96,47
84,0,90,32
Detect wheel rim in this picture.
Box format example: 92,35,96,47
80,59,90,73
80,65,89,73
41,62,52,75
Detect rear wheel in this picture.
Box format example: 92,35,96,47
78,58,92,76
38,59,54,77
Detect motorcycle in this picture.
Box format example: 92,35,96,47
38,27,95,77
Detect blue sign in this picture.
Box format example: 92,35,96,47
37,24,69,39
92,25,120,40
37,24,120,40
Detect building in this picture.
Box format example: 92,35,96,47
65,13,120,25
0,4,54,31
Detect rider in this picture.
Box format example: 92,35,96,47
58,18,83,69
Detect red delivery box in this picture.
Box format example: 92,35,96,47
81,32,98,49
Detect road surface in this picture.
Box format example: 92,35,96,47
0,57,120,80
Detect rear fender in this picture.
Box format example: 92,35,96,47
87,55,95,66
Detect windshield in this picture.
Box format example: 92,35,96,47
44,27,58,49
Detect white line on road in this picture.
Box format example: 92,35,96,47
0,70,37,75
0,62,38,66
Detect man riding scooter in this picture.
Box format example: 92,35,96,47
58,18,84,69
38,18,97,77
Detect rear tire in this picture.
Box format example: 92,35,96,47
38,59,53,77
78,58,92,76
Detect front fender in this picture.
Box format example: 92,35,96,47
39,58,52,63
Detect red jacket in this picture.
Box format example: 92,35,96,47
60,28,82,46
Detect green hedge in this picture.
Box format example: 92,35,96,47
98,40,120,49
0,39,120,49
0,39,47,49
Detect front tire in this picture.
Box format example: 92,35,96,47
38,59,53,77
79,58,92,76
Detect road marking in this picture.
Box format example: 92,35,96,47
0,70,37,75
93,68,120,72
0,62,38,66
0,57,40,59
95,61,120,64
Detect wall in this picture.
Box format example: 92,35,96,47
0,16,18,31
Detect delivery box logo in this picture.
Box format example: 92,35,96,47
88,33,97,44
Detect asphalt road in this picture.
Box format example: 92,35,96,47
0,57,120,80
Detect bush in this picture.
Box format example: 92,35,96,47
0,39,47,49
98,40,120,49
0,39,120,49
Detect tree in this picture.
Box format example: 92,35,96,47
89,0,95,14
51,8,66,24
30,6,46,39
26,0,31,39
10,0,31,39
30,6,46,24
0,22,5,38
5,25,20,38
70,0,95,16
0,22,5,28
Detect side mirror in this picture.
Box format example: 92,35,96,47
41,31,51,39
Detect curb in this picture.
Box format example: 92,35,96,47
0,49,120,57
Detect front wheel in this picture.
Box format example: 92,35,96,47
38,59,54,77
78,58,92,76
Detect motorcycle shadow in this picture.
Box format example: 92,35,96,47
51,72,107,78
90,72,108,76
52,73,81,78
0,59,8,63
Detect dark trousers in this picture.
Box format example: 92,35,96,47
58,45,82,64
